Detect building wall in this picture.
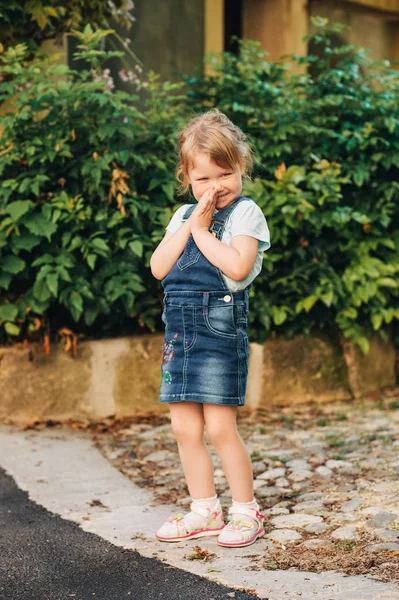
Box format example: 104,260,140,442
130,0,204,80
64,0,399,84
241,0,399,65
243,0,308,63
68,0,204,85
309,0,396,62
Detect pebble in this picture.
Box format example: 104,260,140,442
365,512,398,528
144,450,172,462
341,498,363,512
304,522,330,534
286,459,311,470
275,477,290,487
300,539,334,550
256,486,282,498
330,526,360,541
293,500,328,515
257,467,286,480
315,466,332,479
365,542,399,553
252,462,267,476
328,513,358,525
271,514,324,529
374,481,399,492
297,492,325,502
268,507,290,516
325,459,353,470
361,506,384,517
138,424,171,439
266,529,302,543
253,479,267,490
138,441,158,456
287,469,313,482
373,528,399,542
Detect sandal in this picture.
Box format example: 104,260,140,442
156,499,225,542
217,504,265,547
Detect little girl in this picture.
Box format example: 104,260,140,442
150,109,270,548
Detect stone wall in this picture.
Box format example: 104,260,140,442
0,333,396,425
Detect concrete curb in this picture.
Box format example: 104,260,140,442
0,425,397,600
1,333,396,424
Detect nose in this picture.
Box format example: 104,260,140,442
214,182,223,191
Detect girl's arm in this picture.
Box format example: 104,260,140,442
150,220,191,280
191,229,258,281
189,188,258,281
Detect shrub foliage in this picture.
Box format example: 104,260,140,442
0,19,398,352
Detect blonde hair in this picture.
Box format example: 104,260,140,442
176,109,253,195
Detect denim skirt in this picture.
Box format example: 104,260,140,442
159,290,249,406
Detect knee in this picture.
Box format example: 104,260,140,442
206,422,237,448
171,415,204,444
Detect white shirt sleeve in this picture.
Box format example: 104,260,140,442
165,205,190,233
229,200,271,251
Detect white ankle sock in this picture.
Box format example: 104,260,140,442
191,494,218,510
232,498,258,510
182,494,218,531
231,498,259,526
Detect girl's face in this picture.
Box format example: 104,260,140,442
187,153,243,210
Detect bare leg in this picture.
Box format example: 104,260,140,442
169,402,216,498
203,405,254,502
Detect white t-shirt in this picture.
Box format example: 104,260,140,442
165,198,271,292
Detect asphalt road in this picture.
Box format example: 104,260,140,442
0,467,260,600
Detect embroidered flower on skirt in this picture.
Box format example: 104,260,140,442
161,331,179,384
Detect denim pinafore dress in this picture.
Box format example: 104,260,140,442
159,196,251,406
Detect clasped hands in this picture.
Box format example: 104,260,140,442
188,187,218,235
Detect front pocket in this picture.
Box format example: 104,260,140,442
177,236,201,270
204,304,238,338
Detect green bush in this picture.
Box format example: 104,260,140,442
1,18,398,353
185,19,399,351
0,26,188,342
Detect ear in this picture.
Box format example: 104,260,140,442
239,159,246,175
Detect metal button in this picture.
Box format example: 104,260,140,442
223,295,231,303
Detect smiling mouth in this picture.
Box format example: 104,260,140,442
217,192,229,199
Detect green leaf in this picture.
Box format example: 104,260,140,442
25,214,57,240
0,304,19,321
273,306,287,325
84,307,99,326
69,292,83,322
162,182,175,201
4,322,20,336
91,237,110,252
33,279,52,302
320,291,334,307
2,255,26,274
302,295,318,312
31,254,54,267
296,295,318,313
378,278,397,288
129,240,143,257
357,337,370,355
0,272,12,289
371,314,383,330
87,254,97,269
5,200,35,221
46,273,58,296
12,233,41,251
